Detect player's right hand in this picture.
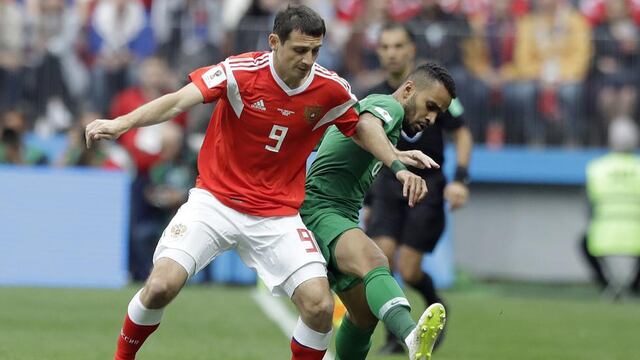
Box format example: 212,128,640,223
85,119,129,148
397,150,440,170
396,170,428,208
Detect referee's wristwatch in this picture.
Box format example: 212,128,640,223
454,166,471,186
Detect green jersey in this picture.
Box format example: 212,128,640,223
300,94,404,292
302,94,404,219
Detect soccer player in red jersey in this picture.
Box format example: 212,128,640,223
86,5,430,360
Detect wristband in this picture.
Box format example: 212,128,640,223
390,160,407,175
454,166,470,185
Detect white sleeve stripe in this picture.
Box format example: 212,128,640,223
317,72,351,93
228,53,269,62
222,59,244,118
314,66,345,82
314,65,351,90
316,69,351,92
312,98,357,131
228,57,269,67
228,63,270,72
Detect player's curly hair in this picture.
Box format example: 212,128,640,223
409,62,457,99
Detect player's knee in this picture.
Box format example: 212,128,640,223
398,264,422,284
143,277,180,308
300,292,334,322
369,246,390,269
359,246,389,274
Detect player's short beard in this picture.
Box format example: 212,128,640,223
402,93,418,134
404,93,416,122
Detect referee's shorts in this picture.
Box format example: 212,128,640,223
366,171,446,253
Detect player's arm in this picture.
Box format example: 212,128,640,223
451,125,472,170
444,125,473,210
352,113,434,207
352,112,440,170
85,83,204,148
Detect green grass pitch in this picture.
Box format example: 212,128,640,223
1,282,638,359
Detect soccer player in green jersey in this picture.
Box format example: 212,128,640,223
300,63,455,360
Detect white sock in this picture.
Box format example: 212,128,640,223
292,317,332,350
127,289,164,326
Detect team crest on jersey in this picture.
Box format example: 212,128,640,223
303,106,323,124
169,223,187,238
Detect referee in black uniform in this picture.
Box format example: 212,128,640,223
364,22,473,354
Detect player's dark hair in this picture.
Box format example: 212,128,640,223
409,62,457,99
273,4,326,43
379,22,416,44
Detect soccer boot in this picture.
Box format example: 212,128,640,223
406,303,446,360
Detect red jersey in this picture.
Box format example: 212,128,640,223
188,51,359,217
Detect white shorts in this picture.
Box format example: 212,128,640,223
153,188,327,297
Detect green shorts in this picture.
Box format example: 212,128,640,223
301,209,362,293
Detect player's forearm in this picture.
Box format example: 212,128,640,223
453,126,473,168
352,116,400,168
118,92,186,130
117,83,203,130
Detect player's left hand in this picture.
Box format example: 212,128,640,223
444,181,469,210
396,170,428,208
397,150,440,170
85,118,129,148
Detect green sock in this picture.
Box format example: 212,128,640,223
335,315,375,360
363,267,415,342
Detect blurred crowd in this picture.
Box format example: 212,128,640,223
2,0,640,279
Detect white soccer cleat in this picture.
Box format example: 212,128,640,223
406,303,446,360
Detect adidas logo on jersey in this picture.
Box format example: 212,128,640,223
251,99,266,111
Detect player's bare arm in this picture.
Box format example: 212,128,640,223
352,112,429,207
85,82,204,148
445,125,473,209
352,112,410,168
451,125,472,171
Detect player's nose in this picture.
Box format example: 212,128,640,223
302,51,314,66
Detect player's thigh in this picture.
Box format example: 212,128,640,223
334,228,389,278
236,214,327,297
154,188,238,277
399,201,445,253
337,283,378,329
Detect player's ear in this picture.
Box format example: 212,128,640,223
403,80,415,100
268,34,280,51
